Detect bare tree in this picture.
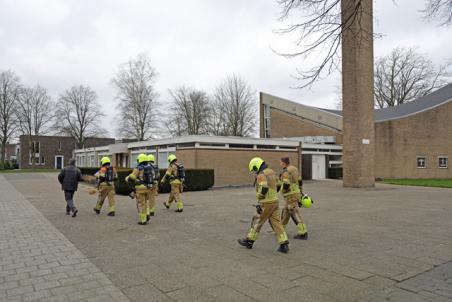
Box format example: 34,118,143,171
274,0,370,88
167,86,211,136
16,85,54,167
213,74,256,137
112,53,159,141
55,85,105,148
0,70,20,165
374,47,451,108
17,85,54,136
207,97,229,136
423,0,452,25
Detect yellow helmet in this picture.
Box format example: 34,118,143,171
249,157,264,173
100,156,111,166
300,195,312,208
168,154,177,163
137,153,147,164
147,154,155,163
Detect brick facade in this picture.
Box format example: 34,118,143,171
268,109,343,144
177,148,300,186
5,144,18,161
375,101,452,179
19,135,115,169
262,99,452,180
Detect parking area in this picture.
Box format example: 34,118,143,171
1,173,452,301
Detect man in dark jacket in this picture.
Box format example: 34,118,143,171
58,158,82,217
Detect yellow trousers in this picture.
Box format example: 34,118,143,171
281,194,307,235
147,185,158,215
136,190,147,223
247,201,289,244
95,185,115,212
166,183,183,210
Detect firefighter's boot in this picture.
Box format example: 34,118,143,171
237,238,254,249
277,242,289,253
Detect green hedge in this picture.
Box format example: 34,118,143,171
79,167,214,195
79,167,99,176
328,167,342,179
0,161,16,170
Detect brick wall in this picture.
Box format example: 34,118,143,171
375,101,452,179
176,148,300,186
19,136,115,169
269,109,343,144
5,144,17,161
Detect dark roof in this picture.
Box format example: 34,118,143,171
317,83,452,122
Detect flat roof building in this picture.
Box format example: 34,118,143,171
75,136,341,186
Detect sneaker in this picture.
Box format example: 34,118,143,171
93,208,100,215
294,233,308,240
71,209,78,218
175,209,183,213
163,202,170,209
277,243,289,253
237,238,254,249
107,211,115,217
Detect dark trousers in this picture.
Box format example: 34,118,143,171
64,190,76,212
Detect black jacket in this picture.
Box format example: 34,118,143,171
58,165,82,191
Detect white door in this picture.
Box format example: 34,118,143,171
55,156,64,169
312,155,326,179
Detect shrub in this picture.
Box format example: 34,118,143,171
328,167,342,179
80,167,214,195
79,167,99,176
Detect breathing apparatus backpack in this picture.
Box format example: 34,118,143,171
105,166,114,185
175,163,185,181
150,163,160,182
142,164,154,187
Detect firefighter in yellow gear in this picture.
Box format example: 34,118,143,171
238,157,290,253
126,153,151,225
146,154,159,220
161,154,184,213
93,157,118,216
278,157,308,239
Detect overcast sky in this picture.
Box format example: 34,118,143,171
1,0,451,138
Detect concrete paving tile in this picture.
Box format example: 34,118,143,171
122,284,170,302
4,175,452,302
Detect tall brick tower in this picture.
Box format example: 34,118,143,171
341,0,375,187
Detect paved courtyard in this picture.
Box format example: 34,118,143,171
1,173,452,301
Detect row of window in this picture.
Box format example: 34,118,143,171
28,141,62,166
417,156,448,169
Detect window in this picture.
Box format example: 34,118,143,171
256,145,277,150
29,141,41,165
417,156,427,169
158,152,169,169
263,104,271,138
438,157,448,169
229,144,254,149
58,141,62,151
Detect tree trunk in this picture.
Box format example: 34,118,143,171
341,0,375,188
0,141,6,166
